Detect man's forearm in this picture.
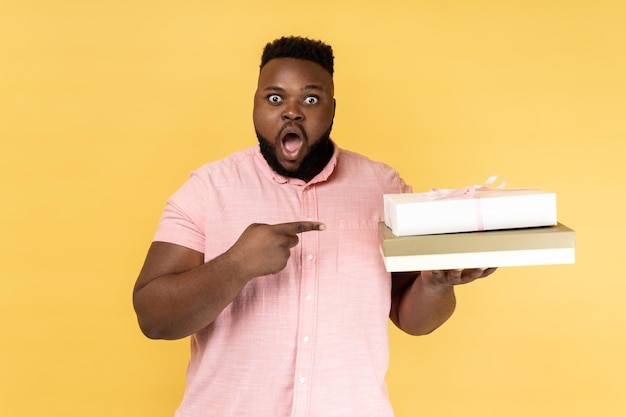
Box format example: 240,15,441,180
396,274,456,336
133,247,252,340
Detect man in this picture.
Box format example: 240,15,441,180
133,36,495,417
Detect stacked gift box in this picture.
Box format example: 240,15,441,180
379,177,576,272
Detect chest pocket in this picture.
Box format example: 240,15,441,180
336,219,388,280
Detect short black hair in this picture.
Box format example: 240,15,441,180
260,36,334,76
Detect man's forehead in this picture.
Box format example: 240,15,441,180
261,84,325,92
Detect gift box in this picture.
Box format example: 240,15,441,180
379,221,575,272
384,188,557,237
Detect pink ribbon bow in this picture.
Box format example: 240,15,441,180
426,175,508,231
427,174,507,200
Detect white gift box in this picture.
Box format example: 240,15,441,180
379,222,575,272
384,188,557,237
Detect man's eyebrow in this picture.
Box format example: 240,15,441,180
302,84,323,91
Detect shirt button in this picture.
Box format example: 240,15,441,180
303,336,310,343
299,377,306,384
306,254,313,261
305,295,312,302
307,216,313,221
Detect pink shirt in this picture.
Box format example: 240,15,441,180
154,144,411,417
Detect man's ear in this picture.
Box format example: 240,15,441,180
332,98,336,118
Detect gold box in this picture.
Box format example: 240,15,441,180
379,222,576,272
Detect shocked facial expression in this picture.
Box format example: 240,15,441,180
253,58,335,178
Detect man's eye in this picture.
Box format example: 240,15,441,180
303,96,319,104
268,94,283,104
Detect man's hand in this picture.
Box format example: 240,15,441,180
420,267,497,289
390,267,497,335
227,221,326,279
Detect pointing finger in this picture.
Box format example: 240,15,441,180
274,221,326,235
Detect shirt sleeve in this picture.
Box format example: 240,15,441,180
376,160,412,194
398,174,412,194
152,170,208,253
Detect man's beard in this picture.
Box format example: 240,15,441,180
256,124,334,182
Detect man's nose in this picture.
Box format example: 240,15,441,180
282,101,304,121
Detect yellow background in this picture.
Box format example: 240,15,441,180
1,1,624,416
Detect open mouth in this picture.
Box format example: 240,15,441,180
280,126,305,161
